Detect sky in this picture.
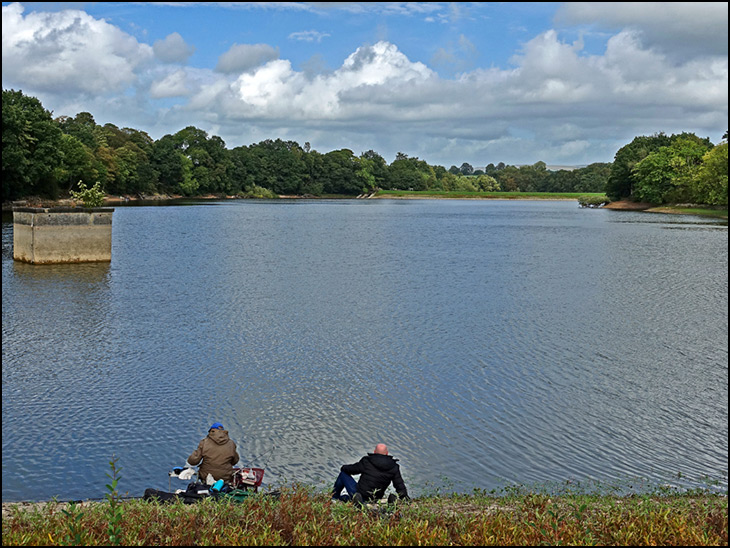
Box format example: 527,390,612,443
2,2,728,169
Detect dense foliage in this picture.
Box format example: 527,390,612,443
2,90,64,200
606,132,727,205
3,90,726,206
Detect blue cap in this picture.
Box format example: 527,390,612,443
210,422,224,430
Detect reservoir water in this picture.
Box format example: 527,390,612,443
2,199,727,502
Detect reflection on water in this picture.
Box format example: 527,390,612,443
11,261,111,285
2,200,728,502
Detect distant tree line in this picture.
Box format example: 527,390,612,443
2,89,726,206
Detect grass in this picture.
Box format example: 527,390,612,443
375,190,605,200
3,485,726,546
646,205,729,219
374,190,729,219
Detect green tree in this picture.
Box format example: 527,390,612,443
228,145,255,194
606,133,672,200
355,156,376,193
452,176,479,192
360,150,388,188
54,133,99,192
633,136,713,204
91,124,158,195
2,89,64,201
693,142,728,205
385,152,435,191
436,171,460,191
491,162,547,192
575,163,611,193
544,169,578,192
149,135,181,193
201,135,233,195
300,148,324,195
248,139,309,195
160,126,235,195
94,144,118,190
519,161,548,192
432,164,449,181
173,126,213,193
319,149,359,194
113,142,148,195
459,162,474,176
57,112,101,150
475,174,501,191
177,154,198,196
494,165,520,191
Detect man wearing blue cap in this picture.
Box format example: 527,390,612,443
186,422,240,484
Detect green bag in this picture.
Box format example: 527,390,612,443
223,489,255,503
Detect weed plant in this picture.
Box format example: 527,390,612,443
3,483,726,546
69,181,105,208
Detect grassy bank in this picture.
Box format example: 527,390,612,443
2,487,726,546
374,190,729,219
374,190,603,200
644,205,729,219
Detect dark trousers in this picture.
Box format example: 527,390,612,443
332,470,358,501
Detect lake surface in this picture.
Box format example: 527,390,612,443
2,199,727,502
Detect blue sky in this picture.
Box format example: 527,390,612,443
2,2,728,168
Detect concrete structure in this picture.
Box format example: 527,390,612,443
13,207,114,264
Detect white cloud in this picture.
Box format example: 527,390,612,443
215,43,280,73
166,29,726,166
153,32,195,64
196,41,435,121
1,2,726,167
1,2,153,95
339,41,433,87
555,2,728,60
288,30,331,43
233,59,303,111
149,69,191,99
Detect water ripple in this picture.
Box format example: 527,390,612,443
2,201,727,501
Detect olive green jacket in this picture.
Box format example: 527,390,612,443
187,428,239,482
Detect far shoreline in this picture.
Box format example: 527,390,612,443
3,193,727,219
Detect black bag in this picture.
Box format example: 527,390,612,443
143,486,210,504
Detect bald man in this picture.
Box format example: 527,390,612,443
332,443,410,504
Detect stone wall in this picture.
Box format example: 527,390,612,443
13,207,114,264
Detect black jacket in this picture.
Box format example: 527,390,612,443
341,453,409,501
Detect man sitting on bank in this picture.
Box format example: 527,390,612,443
186,422,240,484
332,443,410,505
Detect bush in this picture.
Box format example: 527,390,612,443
239,185,278,199
578,195,609,208
69,181,105,208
